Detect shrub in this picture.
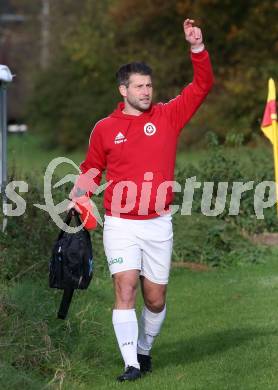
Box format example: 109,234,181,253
175,145,278,234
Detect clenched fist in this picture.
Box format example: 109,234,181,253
183,19,204,51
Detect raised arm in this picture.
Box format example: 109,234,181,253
162,18,214,135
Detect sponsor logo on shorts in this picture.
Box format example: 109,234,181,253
108,256,124,266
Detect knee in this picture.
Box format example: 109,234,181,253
114,280,137,307
144,297,165,313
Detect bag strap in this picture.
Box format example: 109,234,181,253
58,208,83,240
65,208,75,225
57,287,74,319
73,209,82,226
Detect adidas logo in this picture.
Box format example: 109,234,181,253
114,132,127,144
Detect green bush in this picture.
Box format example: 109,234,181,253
172,213,266,267
171,145,273,266
175,145,278,234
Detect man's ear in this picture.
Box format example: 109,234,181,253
119,84,127,98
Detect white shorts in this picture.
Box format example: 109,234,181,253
103,214,173,284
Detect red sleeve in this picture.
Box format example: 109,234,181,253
72,123,107,198
161,50,214,135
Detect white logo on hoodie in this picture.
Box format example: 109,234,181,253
144,122,156,136
114,132,127,144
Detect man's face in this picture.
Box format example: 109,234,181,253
119,73,153,112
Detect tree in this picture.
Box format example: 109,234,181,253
29,0,118,150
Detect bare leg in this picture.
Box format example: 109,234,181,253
113,269,140,309
140,276,167,312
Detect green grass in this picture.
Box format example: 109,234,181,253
2,249,278,389
175,143,272,169
8,133,85,180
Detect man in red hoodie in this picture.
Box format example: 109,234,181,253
71,18,213,381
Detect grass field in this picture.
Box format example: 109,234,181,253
7,133,84,180
1,249,278,389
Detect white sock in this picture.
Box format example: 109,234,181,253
137,305,166,356
112,309,140,369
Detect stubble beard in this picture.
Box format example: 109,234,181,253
126,96,152,112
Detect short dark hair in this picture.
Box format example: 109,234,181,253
116,62,152,87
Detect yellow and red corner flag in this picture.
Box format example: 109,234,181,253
261,78,278,213
261,78,277,142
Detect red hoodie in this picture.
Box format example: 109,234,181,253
79,50,214,219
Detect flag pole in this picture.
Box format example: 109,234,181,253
261,78,278,215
